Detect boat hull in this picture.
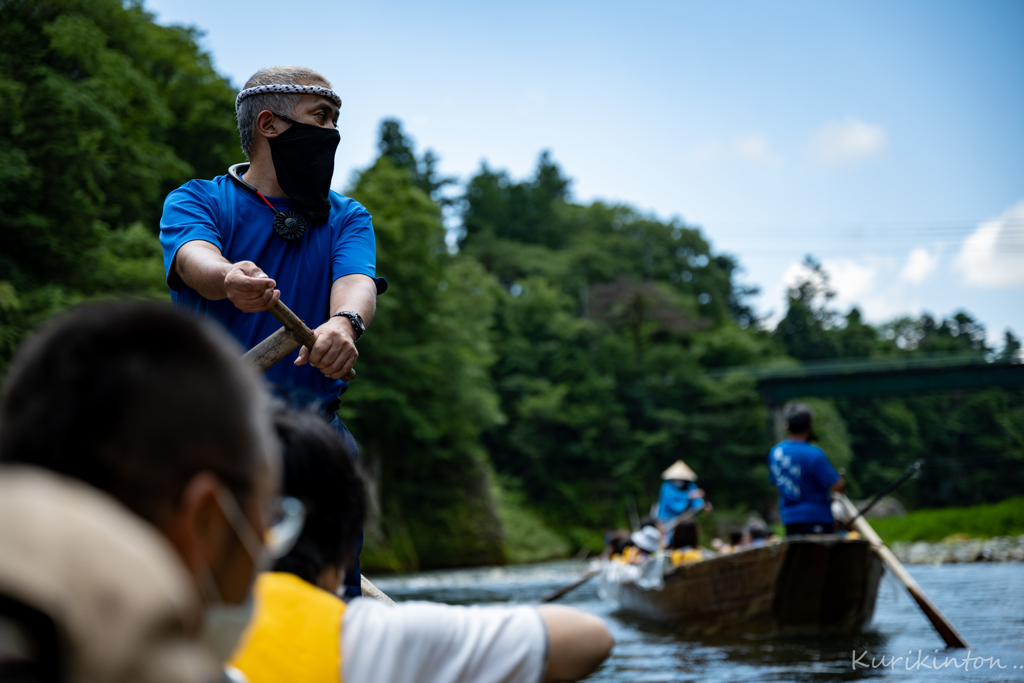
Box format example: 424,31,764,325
603,537,883,636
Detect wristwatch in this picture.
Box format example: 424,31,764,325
333,311,365,341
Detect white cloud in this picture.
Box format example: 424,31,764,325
731,133,780,164
953,200,1024,288
689,135,780,165
808,117,886,167
779,257,878,305
900,245,942,284
768,254,916,327
827,258,880,303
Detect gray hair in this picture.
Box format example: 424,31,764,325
236,66,332,159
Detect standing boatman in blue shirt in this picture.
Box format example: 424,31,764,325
159,65,385,598
768,403,847,535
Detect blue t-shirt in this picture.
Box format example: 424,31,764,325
657,480,705,521
768,440,840,526
159,175,376,408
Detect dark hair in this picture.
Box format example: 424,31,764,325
638,516,660,530
272,410,367,584
729,529,743,546
783,402,815,435
0,301,270,522
750,526,767,540
669,520,699,550
605,530,632,556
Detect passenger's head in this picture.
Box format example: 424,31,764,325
729,529,743,546
272,410,366,592
605,530,632,556
669,520,699,550
638,516,662,531
783,402,815,436
0,301,278,605
750,526,767,541
631,525,663,553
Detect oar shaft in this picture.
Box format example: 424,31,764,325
844,460,922,529
663,505,702,533
240,300,356,381
242,327,302,373
836,494,969,649
267,300,317,349
360,576,395,605
541,569,600,603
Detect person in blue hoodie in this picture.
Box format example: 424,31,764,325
768,403,847,535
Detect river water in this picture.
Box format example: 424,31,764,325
369,561,1024,683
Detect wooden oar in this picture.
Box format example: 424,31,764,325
835,493,969,649
360,576,395,605
241,299,356,381
540,568,600,603
662,504,703,533
842,460,922,530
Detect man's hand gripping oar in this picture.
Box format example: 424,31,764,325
241,299,356,381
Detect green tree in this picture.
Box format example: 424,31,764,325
458,153,778,538
0,0,241,370
343,144,506,571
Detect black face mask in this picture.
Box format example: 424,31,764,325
268,113,340,218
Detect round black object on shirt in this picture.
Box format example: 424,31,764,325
273,211,307,241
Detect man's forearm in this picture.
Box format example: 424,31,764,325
174,240,279,312
297,274,377,378
175,241,233,300
330,274,378,328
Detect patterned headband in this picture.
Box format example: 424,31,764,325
235,84,342,110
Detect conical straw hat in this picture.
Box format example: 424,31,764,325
662,460,697,481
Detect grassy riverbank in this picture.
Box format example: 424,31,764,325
872,496,1024,543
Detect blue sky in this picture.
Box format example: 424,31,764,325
147,0,1024,347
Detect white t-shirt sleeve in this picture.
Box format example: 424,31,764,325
341,598,548,683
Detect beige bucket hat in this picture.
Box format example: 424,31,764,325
662,460,698,481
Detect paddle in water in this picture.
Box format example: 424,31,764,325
835,493,969,649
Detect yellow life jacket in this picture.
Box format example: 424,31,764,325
230,572,346,683
670,548,704,567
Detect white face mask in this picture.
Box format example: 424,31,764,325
194,488,305,665
197,597,255,665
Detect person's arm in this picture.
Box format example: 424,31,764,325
342,600,612,683
294,274,377,379
813,448,844,494
536,605,614,682
173,240,280,311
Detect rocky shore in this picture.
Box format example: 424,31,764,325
890,535,1024,564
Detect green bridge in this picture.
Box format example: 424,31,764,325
713,354,1024,439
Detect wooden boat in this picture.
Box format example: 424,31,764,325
599,536,883,636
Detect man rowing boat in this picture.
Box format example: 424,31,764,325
768,402,847,535
160,65,382,598
656,460,709,547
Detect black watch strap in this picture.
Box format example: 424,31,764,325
333,311,365,341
